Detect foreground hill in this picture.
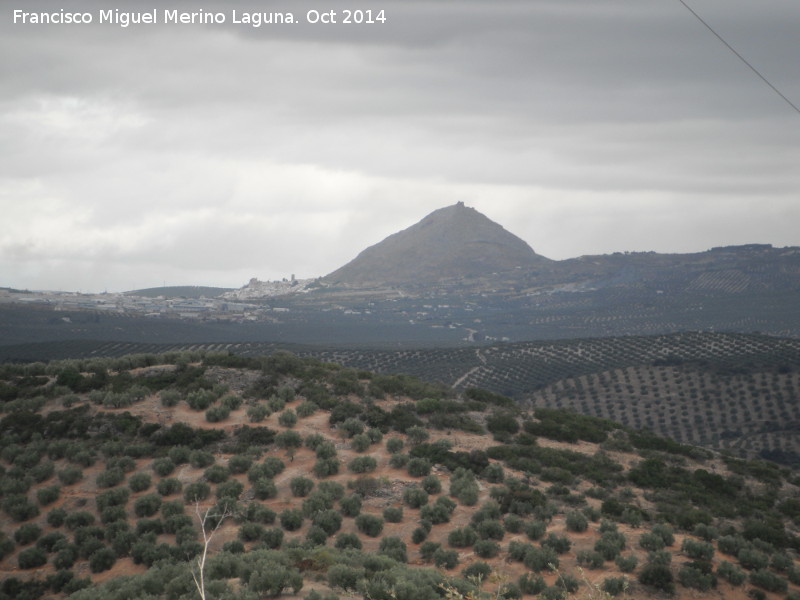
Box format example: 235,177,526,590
1,351,800,600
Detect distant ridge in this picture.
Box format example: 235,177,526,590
124,286,233,299
325,202,550,286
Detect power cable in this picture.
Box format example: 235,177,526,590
677,0,800,116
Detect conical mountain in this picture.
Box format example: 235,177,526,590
325,202,550,286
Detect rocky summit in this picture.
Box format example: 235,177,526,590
324,202,550,286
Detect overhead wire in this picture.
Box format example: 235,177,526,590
676,0,800,116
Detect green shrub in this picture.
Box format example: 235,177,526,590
449,468,479,505
328,564,365,591
602,577,628,597
36,530,66,552
407,458,432,477
448,527,477,548
246,402,270,422
186,389,215,410
157,477,182,496
183,481,211,502
433,548,459,569
189,450,215,469
219,457,247,478
576,550,605,569
639,532,666,552
411,527,428,544
35,484,60,506
243,502,275,524
275,429,303,454
403,486,429,508
280,508,303,531
565,510,588,533
205,405,230,422
18,546,47,569
474,539,500,558
386,437,404,454
421,475,441,494
204,464,230,484
128,472,151,492
615,553,638,573
57,465,83,485
159,389,182,407
239,522,266,542
476,519,505,541
289,476,314,497
738,547,770,570
378,536,407,563
350,433,371,453
312,509,342,536
651,522,675,545
247,561,302,596
152,457,175,477
524,520,547,541
30,460,54,483
313,457,340,478
542,533,571,554
64,511,95,530
678,565,716,591
717,561,746,585
89,547,116,573
383,506,403,523
335,532,362,550
555,573,580,594
518,573,546,595
355,514,384,537
522,545,559,572
389,453,409,469
304,433,326,451
718,534,747,556
45,507,67,528
168,446,191,464
340,494,362,517
639,558,674,594
483,463,505,483
216,479,244,500
52,546,77,569
96,467,125,488
296,400,317,418
348,456,377,474
253,478,278,500
682,538,714,561
14,522,42,545
262,527,284,549
278,409,298,428
95,487,130,512
420,498,454,524
749,569,787,593
420,540,440,561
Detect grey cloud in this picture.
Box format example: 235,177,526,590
1,0,798,291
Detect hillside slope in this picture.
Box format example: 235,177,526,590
1,351,800,600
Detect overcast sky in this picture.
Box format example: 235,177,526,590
2,0,799,293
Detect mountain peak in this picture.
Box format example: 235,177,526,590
324,203,549,286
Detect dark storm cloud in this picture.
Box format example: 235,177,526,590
1,0,798,291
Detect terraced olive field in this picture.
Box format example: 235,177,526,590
2,332,800,464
